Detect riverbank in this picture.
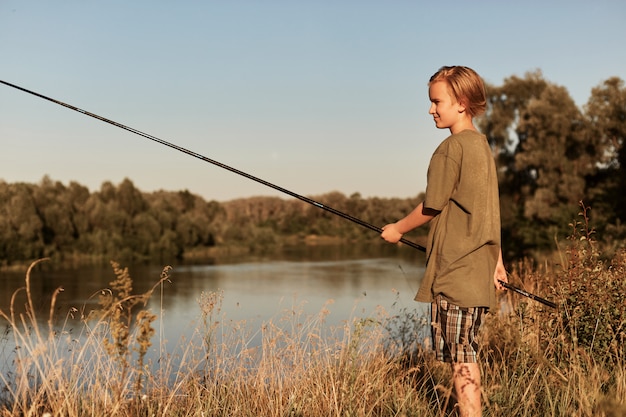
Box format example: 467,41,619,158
1,239,625,416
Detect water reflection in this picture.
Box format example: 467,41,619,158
167,257,425,321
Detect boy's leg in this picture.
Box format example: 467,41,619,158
431,297,486,416
453,362,481,417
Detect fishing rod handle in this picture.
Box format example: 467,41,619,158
499,280,557,309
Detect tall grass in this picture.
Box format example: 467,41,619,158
1,212,624,416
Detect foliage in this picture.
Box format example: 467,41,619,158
91,261,169,402
549,203,626,364
0,178,223,266
0,178,425,267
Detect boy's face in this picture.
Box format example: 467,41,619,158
428,81,467,134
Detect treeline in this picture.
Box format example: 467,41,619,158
0,177,423,267
2,72,625,266
0,177,219,266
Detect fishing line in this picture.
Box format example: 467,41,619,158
0,79,556,308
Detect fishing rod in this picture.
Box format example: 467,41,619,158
1,80,423,250
0,79,556,309
499,280,557,309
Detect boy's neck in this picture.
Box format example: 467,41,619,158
449,121,477,135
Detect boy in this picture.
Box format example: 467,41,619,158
381,66,507,417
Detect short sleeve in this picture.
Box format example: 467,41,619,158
424,138,461,211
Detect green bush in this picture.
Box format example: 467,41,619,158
552,203,626,363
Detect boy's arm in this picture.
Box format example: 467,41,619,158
381,202,439,243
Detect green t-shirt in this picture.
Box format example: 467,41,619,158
414,129,501,310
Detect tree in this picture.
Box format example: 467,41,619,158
0,183,45,261
117,178,147,218
32,176,84,254
583,77,626,249
514,84,589,222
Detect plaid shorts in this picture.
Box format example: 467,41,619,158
431,296,487,363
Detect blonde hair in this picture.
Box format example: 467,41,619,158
429,66,486,117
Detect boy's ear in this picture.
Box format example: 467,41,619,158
457,97,468,113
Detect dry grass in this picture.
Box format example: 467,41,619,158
1,215,624,416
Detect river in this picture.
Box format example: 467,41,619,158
1,244,429,375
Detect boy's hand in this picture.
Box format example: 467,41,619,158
381,223,403,243
494,249,507,290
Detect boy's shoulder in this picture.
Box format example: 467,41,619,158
450,129,484,140
433,130,488,160
436,130,474,149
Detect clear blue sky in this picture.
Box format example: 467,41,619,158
1,1,624,202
